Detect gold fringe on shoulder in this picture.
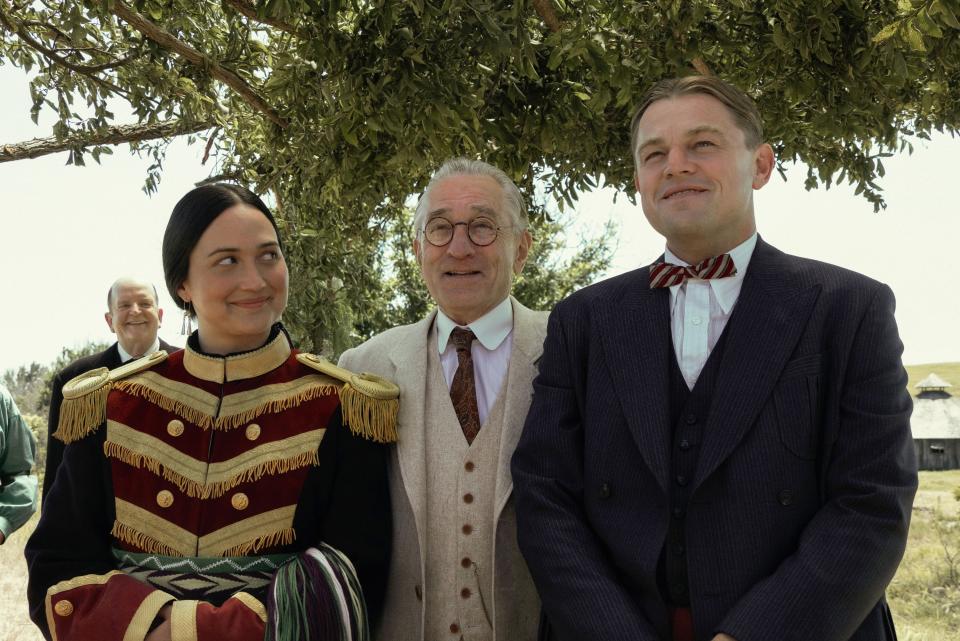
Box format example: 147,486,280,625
297,354,399,443
111,520,180,557
104,439,320,499
55,373,111,443
221,527,296,557
341,383,399,444
54,352,168,444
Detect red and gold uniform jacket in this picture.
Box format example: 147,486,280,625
26,331,397,641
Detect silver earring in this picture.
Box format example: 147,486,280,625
180,302,194,335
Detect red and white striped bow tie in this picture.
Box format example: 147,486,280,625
649,254,737,288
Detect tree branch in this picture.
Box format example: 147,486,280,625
110,0,288,128
0,119,214,163
222,0,304,37
532,0,561,32
0,3,127,93
692,56,713,76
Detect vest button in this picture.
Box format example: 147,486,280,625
461,557,472,568
156,490,174,508
449,623,460,634
672,506,685,519
167,419,184,437
245,423,261,440
673,543,685,556
671,581,688,596
463,493,474,504
460,587,471,599
232,493,250,510
778,490,794,506
599,482,612,499
685,414,697,425
461,524,473,535
679,439,691,451
675,475,688,487
54,600,74,617
464,461,475,472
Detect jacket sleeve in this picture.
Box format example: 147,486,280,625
0,387,38,540
26,426,165,640
316,402,392,629
717,284,918,641
511,303,661,641
43,370,67,499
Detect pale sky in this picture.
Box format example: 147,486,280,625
1,65,958,373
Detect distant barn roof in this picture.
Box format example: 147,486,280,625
912,396,960,439
917,373,953,390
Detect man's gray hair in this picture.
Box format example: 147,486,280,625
413,158,529,238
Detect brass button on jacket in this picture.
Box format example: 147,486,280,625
166,419,185,437
245,423,261,441
232,493,250,510
156,490,174,508
54,600,74,617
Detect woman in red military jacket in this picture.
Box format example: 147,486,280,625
27,184,396,641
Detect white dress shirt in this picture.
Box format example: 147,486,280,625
117,338,160,364
666,233,757,389
436,297,513,425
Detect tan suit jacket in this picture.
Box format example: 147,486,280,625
339,297,547,641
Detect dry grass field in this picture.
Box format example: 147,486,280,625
3,473,957,640
1,511,42,641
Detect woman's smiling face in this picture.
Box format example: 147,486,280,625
177,203,288,355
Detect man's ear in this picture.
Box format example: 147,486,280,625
513,229,533,275
752,143,775,190
104,312,117,334
157,308,164,325
412,237,423,267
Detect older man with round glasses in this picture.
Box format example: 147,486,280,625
339,157,547,641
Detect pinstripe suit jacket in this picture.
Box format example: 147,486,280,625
512,238,918,641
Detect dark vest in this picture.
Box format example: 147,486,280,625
659,329,729,606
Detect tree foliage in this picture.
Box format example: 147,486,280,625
1,0,958,350
2,341,110,416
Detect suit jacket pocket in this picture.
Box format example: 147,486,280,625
773,356,822,460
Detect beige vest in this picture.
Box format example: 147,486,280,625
424,336,507,641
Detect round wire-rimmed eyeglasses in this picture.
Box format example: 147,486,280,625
421,217,507,247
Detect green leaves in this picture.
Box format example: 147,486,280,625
2,0,959,348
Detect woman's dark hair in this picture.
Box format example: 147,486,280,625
162,183,282,311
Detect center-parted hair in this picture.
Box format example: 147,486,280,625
162,184,282,311
630,75,765,168
413,158,529,239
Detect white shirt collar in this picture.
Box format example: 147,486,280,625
663,232,757,314
436,297,513,354
117,337,160,363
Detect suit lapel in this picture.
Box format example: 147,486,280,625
494,298,546,516
388,312,435,537
598,269,674,495
693,239,821,490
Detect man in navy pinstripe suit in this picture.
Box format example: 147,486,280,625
512,75,918,641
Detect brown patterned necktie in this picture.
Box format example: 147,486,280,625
449,327,481,444
649,253,737,288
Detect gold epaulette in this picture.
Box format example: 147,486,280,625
55,351,169,444
296,353,399,444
